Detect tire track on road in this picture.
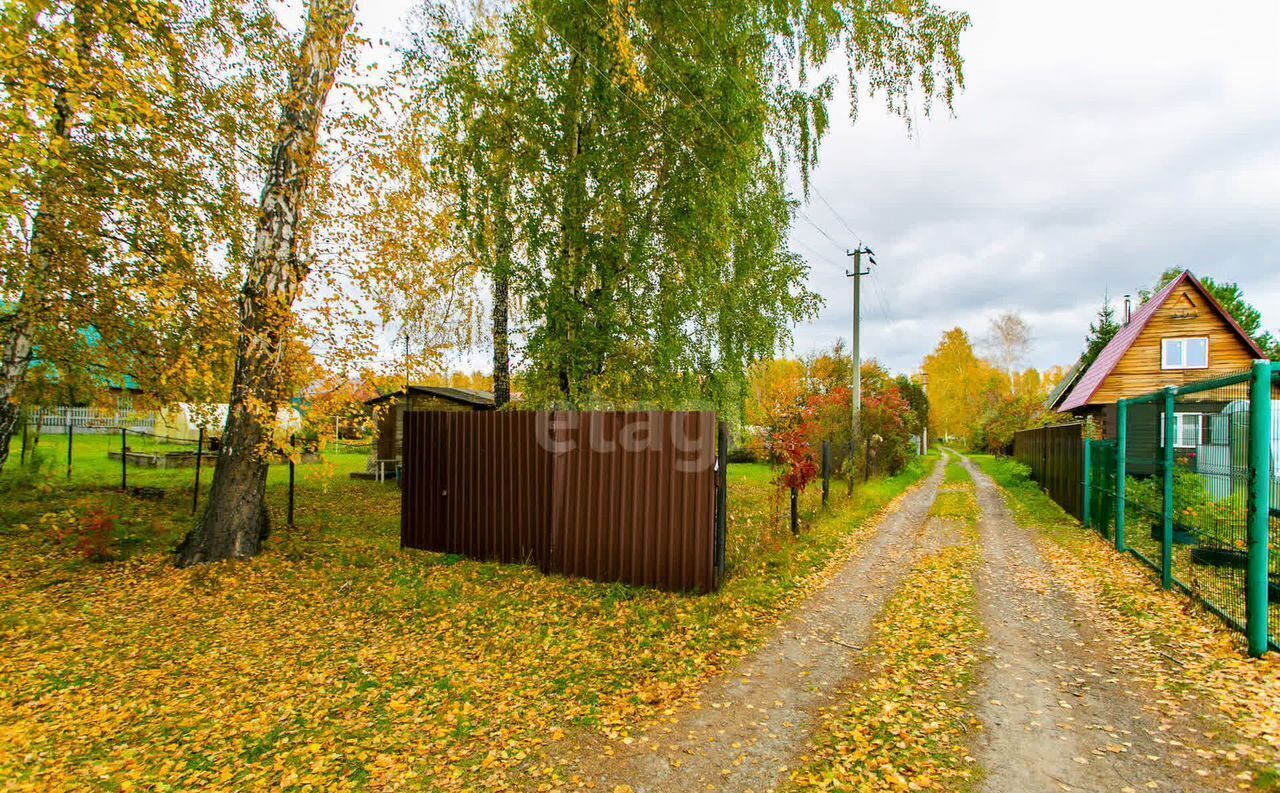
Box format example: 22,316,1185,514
555,455,951,792
963,455,1236,793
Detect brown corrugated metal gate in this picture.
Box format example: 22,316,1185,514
401,411,725,592
1013,422,1084,520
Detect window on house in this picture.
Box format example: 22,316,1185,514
1159,412,1205,448
1206,414,1228,446
1162,337,1209,369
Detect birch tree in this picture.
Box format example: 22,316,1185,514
0,0,286,476
402,0,969,409
986,311,1031,395
177,0,357,566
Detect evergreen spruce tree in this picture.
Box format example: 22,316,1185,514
1081,295,1120,369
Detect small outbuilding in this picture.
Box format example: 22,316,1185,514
361,386,496,480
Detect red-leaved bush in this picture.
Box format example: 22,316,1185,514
763,399,820,493
77,510,117,562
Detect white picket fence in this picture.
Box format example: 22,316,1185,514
26,407,156,433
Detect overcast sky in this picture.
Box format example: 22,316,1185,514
351,0,1280,377
788,0,1280,375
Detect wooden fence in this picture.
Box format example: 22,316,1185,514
401,410,725,593
27,407,156,432
1013,423,1084,520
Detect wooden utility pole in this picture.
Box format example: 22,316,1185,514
920,372,929,455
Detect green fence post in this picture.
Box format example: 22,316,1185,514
1246,360,1272,657
1115,399,1127,552
1162,387,1176,590
1082,438,1093,529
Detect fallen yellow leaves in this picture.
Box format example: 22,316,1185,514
792,518,984,790
977,456,1280,782
0,459,934,790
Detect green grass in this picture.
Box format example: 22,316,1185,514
930,456,977,525
968,454,1071,530
942,456,970,484
724,459,882,576
2,432,369,575
0,435,939,790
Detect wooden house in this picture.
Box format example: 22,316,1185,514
361,386,496,478
1056,270,1269,473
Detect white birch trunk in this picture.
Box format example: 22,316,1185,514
177,0,356,565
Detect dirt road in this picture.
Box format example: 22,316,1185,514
544,455,1248,792
558,457,950,792
964,456,1236,793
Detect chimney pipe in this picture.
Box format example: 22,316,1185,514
1123,294,1132,325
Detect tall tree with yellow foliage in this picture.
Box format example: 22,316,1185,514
177,0,358,566
0,0,287,476
921,328,1005,443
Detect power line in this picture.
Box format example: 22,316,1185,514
790,237,846,271
811,184,863,244
799,214,844,251
867,267,892,322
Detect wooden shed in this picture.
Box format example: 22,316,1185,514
363,386,496,475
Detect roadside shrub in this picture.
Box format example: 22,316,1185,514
38,508,118,561
727,444,761,464
77,510,118,562
1002,459,1032,482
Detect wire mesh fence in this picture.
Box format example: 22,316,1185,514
1088,362,1276,655
7,422,376,527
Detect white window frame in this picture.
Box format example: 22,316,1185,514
1159,411,1204,448
1161,337,1209,370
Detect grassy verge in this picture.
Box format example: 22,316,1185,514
793,463,983,791
971,453,1280,789
0,435,937,790
1,432,370,581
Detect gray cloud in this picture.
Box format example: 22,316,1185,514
789,0,1280,374
357,0,1279,377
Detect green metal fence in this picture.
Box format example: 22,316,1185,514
1085,360,1276,657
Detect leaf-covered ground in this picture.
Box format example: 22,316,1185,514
973,454,1280,789
0,436,935,790
792,461,984,791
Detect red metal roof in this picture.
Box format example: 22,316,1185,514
1058,271,1266,411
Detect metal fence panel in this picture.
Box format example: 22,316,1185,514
1088,440,1117,540
1014,423,1084,520
1107,365,1278,655
400,410,719,593
401,411,552,565
544,412,717,593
